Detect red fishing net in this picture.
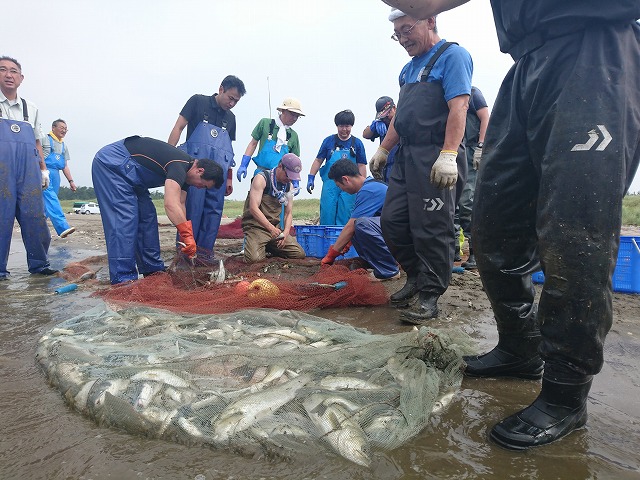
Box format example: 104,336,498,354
97,253,389,314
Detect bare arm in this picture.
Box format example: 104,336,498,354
309,158,324,176
36,139,45,168
243,138,259,157
381,0,469,18
476,106,490,144
363,125,375,140
443,95,469,151
333,218,355,252
168,115,189,146
248,175,281,237
163,179,188,226
380,117,400,151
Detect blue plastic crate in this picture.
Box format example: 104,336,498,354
531,236,640,293
295,225,358,259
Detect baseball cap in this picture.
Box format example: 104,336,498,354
277,97,305,116
281,153,302,181
375,96,395,120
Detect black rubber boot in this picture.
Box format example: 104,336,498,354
390,276,419,307
400,292,439,324
490,377,592,450
462,253,477,270
464,336,544,380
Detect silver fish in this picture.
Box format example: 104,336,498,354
131,369,190,388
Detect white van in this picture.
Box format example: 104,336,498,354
79,202,100,214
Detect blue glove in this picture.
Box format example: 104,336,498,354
291,179,301,196
236,155,252,182
370,120,388,138
306,174,315,194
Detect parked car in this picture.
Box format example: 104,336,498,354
79,202,100,214
73,202,87,214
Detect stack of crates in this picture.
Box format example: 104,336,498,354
531,236,640,293
295,225,358,259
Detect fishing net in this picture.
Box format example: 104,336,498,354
37,304,476,466
98,253,388,314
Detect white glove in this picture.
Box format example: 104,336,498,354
473,145,483,170
369,147,389,180
430,150,458,189
41,169,50,190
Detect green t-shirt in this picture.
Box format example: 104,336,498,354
251,117,300,156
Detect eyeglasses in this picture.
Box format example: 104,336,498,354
391,20,421,41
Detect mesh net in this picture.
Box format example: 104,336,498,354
37,304,475,466
98,253,388,314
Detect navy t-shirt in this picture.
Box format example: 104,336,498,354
316,135,367,165
351,177,388,218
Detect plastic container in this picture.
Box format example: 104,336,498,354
296,225,358,259
531,236,640,293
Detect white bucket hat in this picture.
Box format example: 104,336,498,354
277,97,305,116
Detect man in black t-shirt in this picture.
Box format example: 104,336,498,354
92,136,223,285
381,0,640,451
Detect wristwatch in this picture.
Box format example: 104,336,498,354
476,142,484,148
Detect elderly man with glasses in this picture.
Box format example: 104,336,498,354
369,9,472,322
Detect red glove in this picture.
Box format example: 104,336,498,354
321,245,341,266
176,220,197,258
225,168,233,196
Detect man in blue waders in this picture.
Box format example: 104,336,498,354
321,159,399,280
237,97,304,227
168,75,246,254
42,119,76,238
363,96,399,184
307,110,367,225
369,9,471,322
381,0,640,451
0,56,58,279
92,136,224,285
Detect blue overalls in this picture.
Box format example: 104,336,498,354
0,117,52,278
319,136,357,225
179,117,234,252
91,140,166,284
42,136,71,235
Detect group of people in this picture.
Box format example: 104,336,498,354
3,0,639,454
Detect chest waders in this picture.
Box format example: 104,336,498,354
92,140,166,284
0,116,51,276
319,136,357,225
180,117,234,252
380,42,466,294
42,136,71,235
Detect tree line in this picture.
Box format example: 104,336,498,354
57,186,165,200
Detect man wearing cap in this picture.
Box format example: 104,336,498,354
241,153,306,263
168,75,246,253
370,9,471,322
363,96,398,183
237,97,304,186
307,109,368,225
380,0,640,451
0,55,58,279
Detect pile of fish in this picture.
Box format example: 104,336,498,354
37,304,474,467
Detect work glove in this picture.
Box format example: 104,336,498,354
306,174,315,194
473,145,483,170
41,169,50,190
430,150,458,189
370,119,388,138
321,245,342,266
176,220,197,258
236,154,252,182
225,168,233,196
369,147,389,180
291,179,301,196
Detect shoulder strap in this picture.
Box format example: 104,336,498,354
349,137,356,157
269,119,276,137
21,98,29,121
334,134,341,149
420,42,457,82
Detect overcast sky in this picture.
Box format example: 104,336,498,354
7,0,639,199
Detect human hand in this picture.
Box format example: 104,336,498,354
236,154,251,182
321,245,341,266
369,147,389,180
41,170,50,190
176,220,197,258
430,150,458,189
473,145,483,170
306,174,315,194
370,120,388,138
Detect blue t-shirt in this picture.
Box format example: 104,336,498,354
316,135,367,165
399,39,473,102
351,177,388,218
